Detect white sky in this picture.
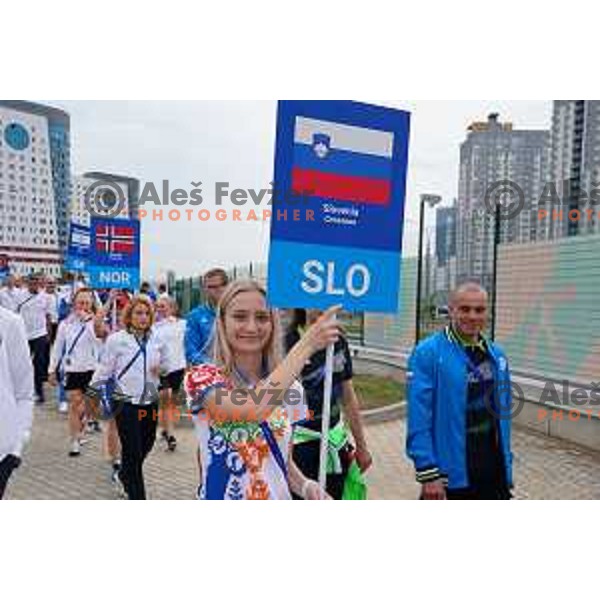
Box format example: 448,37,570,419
46,100,552,280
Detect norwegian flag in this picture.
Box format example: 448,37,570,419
95,223,135,255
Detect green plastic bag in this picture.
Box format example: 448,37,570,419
343,459,367,500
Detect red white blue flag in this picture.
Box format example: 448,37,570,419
90,217,140,272
95,223,136,255
291,117,394,206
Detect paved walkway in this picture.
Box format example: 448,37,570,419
7,401,600,499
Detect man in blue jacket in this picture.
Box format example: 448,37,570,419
406,282,513,500
184,268,229,366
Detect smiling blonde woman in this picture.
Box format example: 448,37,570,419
184,279,341,500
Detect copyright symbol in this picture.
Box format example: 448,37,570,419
483,180,525,221
485,381,524,421
84,180,126,218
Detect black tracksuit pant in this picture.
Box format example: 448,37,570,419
28,335,49,402
115,402,158,500
0,455,20,500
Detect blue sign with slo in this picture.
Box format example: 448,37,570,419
267,101,410,312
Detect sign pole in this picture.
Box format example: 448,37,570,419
318,314,336,497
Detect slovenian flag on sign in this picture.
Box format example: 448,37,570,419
291,117,394,205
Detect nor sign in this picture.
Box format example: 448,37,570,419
88,217,140,290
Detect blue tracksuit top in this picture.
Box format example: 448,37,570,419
184,304,216,366
406,328,513,490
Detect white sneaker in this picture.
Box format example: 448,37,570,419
110,463,121,484
69,440,81,457
86,420,102,434
58,401,68,414
111,465,127,499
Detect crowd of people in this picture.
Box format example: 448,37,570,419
0,268,514,501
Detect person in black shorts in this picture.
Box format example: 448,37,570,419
154,297,187,452
48,288,108,457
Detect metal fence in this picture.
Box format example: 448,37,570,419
170,231,600,383
172,262,265,316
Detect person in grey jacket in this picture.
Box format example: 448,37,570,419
0,305,35,499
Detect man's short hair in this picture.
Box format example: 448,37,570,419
449,281,488,306
203,268,229,286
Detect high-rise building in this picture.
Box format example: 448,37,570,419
436,203,457,268
435,201,457,293
70,173,139,227
0,101,71,276
457,113,549,289
548,100,600,238
65,172,139,274
82,171,140,221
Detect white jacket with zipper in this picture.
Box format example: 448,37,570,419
0,307,35,460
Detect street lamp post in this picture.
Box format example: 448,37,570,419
490,202,501,341
416,194,442,346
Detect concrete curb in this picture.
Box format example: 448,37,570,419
361,401,406,424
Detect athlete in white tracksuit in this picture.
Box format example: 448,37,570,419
0,306,34,499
